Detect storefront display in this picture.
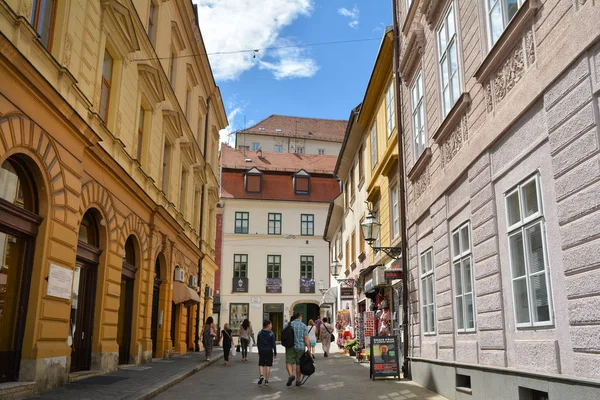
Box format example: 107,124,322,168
229,303,248,336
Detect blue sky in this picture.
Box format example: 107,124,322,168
194,1,393,144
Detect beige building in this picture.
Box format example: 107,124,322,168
0,0,226,395
396,0,600,399
235,114,347,156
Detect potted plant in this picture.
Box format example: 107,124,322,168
353,343,361,359
344,338,358,356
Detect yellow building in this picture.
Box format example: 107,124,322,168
0,0,226,393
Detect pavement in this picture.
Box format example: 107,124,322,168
155,346,448,400
28,349,224,400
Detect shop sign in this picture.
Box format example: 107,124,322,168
264,303,284,313
232,277,248,293
47,264,74,300
299,278,315,293
384,270,403,280
266,278,282,293
370,336,401,380
340,279,354,299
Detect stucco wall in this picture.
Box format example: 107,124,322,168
236,133,342,156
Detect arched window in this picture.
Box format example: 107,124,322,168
78,212,99,246
0,158,36,212
123,237,135,266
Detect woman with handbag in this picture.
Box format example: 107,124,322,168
239,319,253,361
221,323,234,366
203,317,216,361
320,317,334,358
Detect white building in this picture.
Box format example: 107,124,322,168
219,144,341,338
235,114,347,156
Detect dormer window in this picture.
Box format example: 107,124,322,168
245,167,262,193
294,170,310,195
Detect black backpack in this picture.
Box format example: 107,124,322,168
299,351,315,385
281,322,294,348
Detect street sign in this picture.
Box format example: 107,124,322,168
384,270,403,280
370,336,401,381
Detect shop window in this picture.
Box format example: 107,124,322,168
267,255,281,279
31,0,56,50
301,214,314,236
268,213,281,235
234,212,249,234
100,49,114,123
421,248,436,334
233,254,248,278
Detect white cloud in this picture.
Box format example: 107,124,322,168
219,104,243,145
338,5,359,28
194,0,316,81
258,40,319,80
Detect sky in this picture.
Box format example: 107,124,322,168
192,0,393,145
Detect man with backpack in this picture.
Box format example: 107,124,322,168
257,320,277,386
282,312,310,387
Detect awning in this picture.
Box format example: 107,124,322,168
172,281,201,305
320,286,337,306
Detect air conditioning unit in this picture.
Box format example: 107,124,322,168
188,275,198,288
373,266,387,287
174,267,185,283
204,286,213,300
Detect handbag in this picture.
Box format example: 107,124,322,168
225,330,236,356
324,324,335,342
236,344,241,353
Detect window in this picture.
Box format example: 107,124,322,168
100,50,114,123
193,188,201,228
337,230,343,259
370,123,378,169
234,212,249,234
351,231,356,264
239,145,250,151
373,201,381,251
252,143,260,152
295,146,305,154
161,141,171,192
185,86,192,119
345,180,350,209
386,80,396,136
268,213,281,235
438,3,461,117
391,184,399,239
518,387,549,400
300,255,314,279
359,217,365,255
318,149,325,155
506,174,552,327
267,255,281,279
197,115,204,145
421,249,435,334
147,1,157,43
350,165,355,201
345,240,349,270
169,46,176,85
452,223,474,332
179,167,187,212
301,214,314,236
358,146,365,182
245,168,262,193
274,145,282,152
137,107,145,161
233,254,248,278
486,0,524,47
412,71,426,159
294,171,310,195
31,0,56,49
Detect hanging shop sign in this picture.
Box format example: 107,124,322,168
299,278,315,293
370,336,401,381
384,270,403,280
340,279,354,299
266,278,282,293
232,277,249,293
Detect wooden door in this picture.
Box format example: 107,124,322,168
118,276,134,365
151,284,160,357
69,259,98,372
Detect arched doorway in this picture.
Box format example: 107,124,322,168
71,209,102,372
0,156,42,382
118,236,138,365
292,302,320,324
151,256,163,357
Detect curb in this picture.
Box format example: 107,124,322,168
125,354,224,400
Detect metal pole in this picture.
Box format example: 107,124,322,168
391,0,411,379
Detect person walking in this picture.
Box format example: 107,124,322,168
307,319,317,359
257,320,277,386
314,316,322,341
202,316,216,361
239,319,253,362
285,312,310,387
320,317,334,357
221,323,233,366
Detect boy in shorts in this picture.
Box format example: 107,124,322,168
257,320,277,386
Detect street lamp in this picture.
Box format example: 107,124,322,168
360,209,402,259
318,279,327,295
329,259,343,278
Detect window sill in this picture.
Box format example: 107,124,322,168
407,147,431,181
474,0,540,84
456,387,472,395
358,251,366,263
432,92,471,143
358,176,365,190
516,323,555,331
351,261,357,270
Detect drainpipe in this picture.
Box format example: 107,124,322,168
391,0,411,379
195,96,211,351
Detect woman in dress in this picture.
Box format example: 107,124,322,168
320,317,334,357
203,316,216,361
221,323,233,366
239,319,253,361
307,319,317,358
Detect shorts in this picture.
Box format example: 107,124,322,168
310,341,316,347
258,350,274,367
285,348,304,365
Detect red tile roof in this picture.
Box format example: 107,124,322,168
237,114,347,142
221,171,340,203
220,144,338,174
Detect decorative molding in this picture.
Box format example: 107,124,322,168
407,147,431,181
171,21,186,51
422,0,449,29
163,110,183,139
440,115,468,168
413,164,430,199
62,33,73,68
20,0,32,20
138,64,165,105
474,0,539,84
100,0,140,56
402,0,420,36
432,92,471,142
399,23,426,84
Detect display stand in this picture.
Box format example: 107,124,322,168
369,336,401,381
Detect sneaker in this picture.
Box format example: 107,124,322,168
296,381,302,387
258,375,264,385
264,380,269,386
206,358,211,361
286,376,295,387
324,352,328,358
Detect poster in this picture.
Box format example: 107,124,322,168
229,303,248,335
266,278,282,293
299,278,315,293
370,336,400,380
363,311,375,346
232,277,248,293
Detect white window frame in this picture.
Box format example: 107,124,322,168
274,145,282,152
452,222,475,333
484,0,525,49
370,123,378,169
505,173,553,329
252,143,260,152
421,248,436,335
390,184,399,239
385,80,395,137
318,149,325,155
411,70,426,160
437,2,461,117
